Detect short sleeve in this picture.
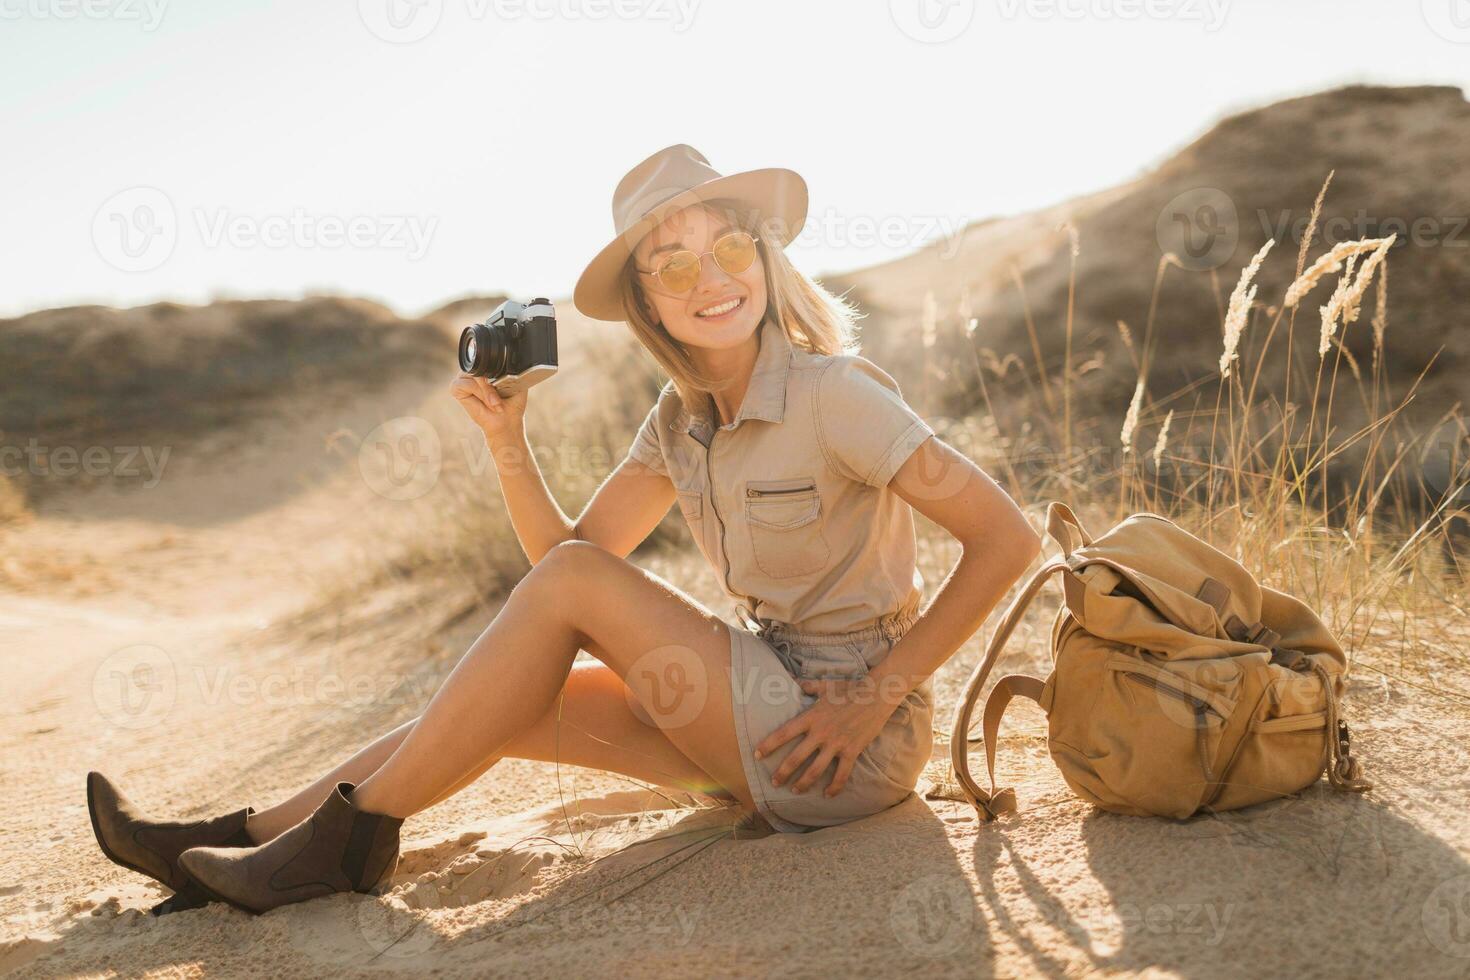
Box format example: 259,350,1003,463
626,401,669,477
816,357,935,488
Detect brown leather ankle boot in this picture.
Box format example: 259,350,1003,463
179,781,403,915
86,772,255,913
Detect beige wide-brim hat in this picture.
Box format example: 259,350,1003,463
572,143,808,323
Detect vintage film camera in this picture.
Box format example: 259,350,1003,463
457,298,559,397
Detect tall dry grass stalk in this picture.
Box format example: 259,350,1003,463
1219,239,1274,379
1371,262,1390,359
1278,173,1335,518
1152,410,1174,469
1116,320,1137,368
1120,380,1144,453
1009,265,1056,416
1061,224,1080,480
1284,238,1390,310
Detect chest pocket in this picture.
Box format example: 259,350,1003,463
744,477,830,579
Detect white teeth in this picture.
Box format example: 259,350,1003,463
696,297,742,317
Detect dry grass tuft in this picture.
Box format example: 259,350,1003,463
957,191,1466,672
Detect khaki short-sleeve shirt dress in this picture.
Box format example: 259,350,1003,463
626,315,938,833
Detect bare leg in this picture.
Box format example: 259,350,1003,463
245,659,729,843
423,657,732,803
244,719,415,843
244,669,725,842
351,541,752,819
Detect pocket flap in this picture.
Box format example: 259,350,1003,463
745,480,820,529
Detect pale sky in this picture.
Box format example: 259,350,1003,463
4,0,1468,318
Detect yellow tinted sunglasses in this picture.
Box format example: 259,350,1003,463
634,231,761,294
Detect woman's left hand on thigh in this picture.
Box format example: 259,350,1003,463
754,677,903,798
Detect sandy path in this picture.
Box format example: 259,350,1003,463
3,383,1469,977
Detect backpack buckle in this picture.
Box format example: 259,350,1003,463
1269,647,1309,671
1248,623,1281,648
1225,614,1282,649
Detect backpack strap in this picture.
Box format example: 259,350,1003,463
1045,502,1093,557
976,674,1046,814
949,559,1069,820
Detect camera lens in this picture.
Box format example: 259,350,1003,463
459,322,510,378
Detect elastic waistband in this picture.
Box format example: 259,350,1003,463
735,602,919,648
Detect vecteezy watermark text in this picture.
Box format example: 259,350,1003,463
93,186,439,273
995,0,1229,30
792,206,972,261
1257,207,1468,250
1,439,171,488
194,208,436,259
357,0,698,43
93,643,447,730
0,0,168,30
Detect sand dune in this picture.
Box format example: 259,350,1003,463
838,85,1468,452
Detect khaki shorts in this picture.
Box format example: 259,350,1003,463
726,617,934,833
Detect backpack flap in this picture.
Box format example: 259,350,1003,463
1061,560,1269,662
1058,510,1282,660
1257,584,1348,674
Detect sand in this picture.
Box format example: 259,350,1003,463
3,338,1468,980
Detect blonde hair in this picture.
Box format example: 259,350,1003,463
617,197,862,415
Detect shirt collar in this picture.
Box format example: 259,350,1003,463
671,316,792,435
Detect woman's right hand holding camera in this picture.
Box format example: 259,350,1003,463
451,375,529,446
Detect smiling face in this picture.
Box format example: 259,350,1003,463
631,203,769,354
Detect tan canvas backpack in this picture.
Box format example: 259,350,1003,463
947,502,1371,821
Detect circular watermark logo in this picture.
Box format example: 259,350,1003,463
1120,659,1240,733
92,644,177,730
358,416,442,501
1156,187,1239,272
622,644,709,730
1423,0,1470,43
889,874,975,957
286,892,438,965
354,894,438,958
891,435,975,502
358,0,444,43
92,186,177,273
889,0,975,43
1423,874,1470,958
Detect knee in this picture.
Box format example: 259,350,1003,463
524,539,611,593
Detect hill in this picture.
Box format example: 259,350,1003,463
836,85,1467,481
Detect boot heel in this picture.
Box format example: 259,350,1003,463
87,771,253,894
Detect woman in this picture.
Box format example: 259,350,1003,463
87,144,1041,915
